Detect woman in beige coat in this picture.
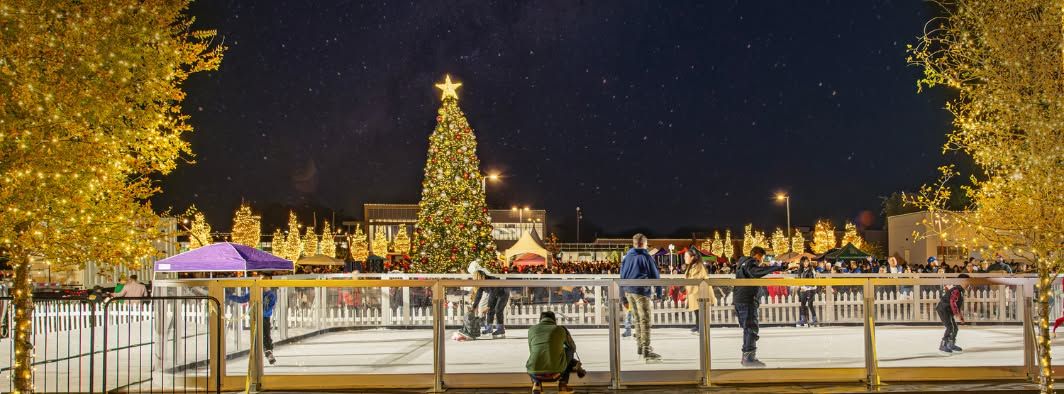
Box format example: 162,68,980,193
684,247,713,334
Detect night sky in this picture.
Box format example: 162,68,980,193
154,1,958,239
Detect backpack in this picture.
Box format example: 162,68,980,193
459,314,484,339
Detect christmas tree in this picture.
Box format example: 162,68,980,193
742,224,754,256
231,203,261,248
320,221,336,258
412,75,497,272
303,225,319,257
348,224,369,260
283,212,303,261
790,228,806,254
271,229,287,258
840,221,866,250
710,231,723,256
771,228,788,254
722,229,734,260
371,226,390,257
811,219,838,254
393,226,411,254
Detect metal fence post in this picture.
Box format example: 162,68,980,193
608,280,621,390
1022,286,1036,381
431,281,446,393
208,280,227,390
698,281,712,387
249,281,264,392
862,280,880,387
89,301,98,393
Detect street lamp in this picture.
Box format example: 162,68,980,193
481,172,500,193
575,207,583,243
775,193,791,251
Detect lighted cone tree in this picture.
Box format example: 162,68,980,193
393,227,411,255
270,229,287,258
790,229,806,254
283,212,303,262
840,221,866,250
302,225,319,257
811,219,838,254
412,75,497,272
319,221,336,258
771,228,788,255
0,1,224,391
722,229,734,260
908,1,1063,391
742,224,754,256
371,226,390,257
348,224,369,261
186,206,213,249
231,203,261,248
710,231,723,256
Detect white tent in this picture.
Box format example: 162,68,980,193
504,229,550,263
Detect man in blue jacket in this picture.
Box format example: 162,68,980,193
621,233,662,362
228,274,279,365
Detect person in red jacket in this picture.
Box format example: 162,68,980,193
937,273,968,353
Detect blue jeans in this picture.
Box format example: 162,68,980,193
735,303,760,352
529,347,576,384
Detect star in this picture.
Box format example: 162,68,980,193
435,74,462,100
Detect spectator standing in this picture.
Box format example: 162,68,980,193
620,233,662,362
113,274,148,298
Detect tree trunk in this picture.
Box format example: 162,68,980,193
1037,271,1055,394
12,254,35,393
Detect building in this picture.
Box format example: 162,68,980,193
362,203,547,253
887,211,974,266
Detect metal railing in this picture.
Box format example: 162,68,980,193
144,275,1046,392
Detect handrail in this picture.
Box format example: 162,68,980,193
156,277,1038,288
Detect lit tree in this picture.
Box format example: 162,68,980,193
700,235,713,254
0,1,223,390
270,229,287,258
771,228,788,255
393,226,411,254
302,225,319,257
811,219,838,254
722,229,734,260
283,212,303,261
348,224,369,261
908,1,1063,390
840,221,866,250
709,231,723,256
371,226,390,257
231,203,261,248
790,229,806,254
742,224,754,256
319,221,336,258
753,230,770,255
186,206,213,250
412,75,497,272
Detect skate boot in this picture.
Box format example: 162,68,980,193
948,340,963,352
482,324,493,336
531,381,544,393
796,318,807,327
939,340,953,354
491,326,506,339
622,327,632,337
573,360,587,379
265,350,276,365
810,317,819,327
741,351,766,367
642,346,662,363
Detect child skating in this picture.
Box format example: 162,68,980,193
937,273,968,353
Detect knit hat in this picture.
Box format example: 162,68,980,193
927,256,938,264
466,260,490,275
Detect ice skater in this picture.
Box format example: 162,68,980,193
469,260,510,339
734,247,798,367
937,273,968,353
227,274,279,365
796,257,818,327
621,233,662,362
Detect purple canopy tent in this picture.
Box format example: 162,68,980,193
154,242,293,273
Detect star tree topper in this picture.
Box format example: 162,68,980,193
435,74,462,100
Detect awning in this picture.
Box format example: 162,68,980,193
297,254,344,266
504,229,550,261
154,242,293,273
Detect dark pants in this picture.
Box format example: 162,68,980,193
262,317,274,352
735,303,760,352
529,347,577,384
486,291,510,326
937,308,958,342
692,312,700,331
799,290,817,322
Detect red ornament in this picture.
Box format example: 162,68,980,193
436,116,443,122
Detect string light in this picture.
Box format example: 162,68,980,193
840,221,866,250
347,224,369,261
811,219,838,254
302,224,318,257
790,228,806,253
371,226,389,257
231,203,261,248
319,221,336,258
283,212,303,261
392,226,411,254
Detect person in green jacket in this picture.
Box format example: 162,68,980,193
526,311,585,393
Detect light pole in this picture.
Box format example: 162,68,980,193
481,173,500,201
776,193,791,250
668,244,676,273
511,206,529,234
575,207,582,243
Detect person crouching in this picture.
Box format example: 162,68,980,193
527,311,586,394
